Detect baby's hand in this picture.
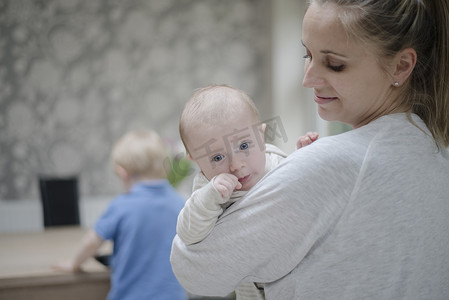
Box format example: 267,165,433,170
296,132,319,149
213,173,242,199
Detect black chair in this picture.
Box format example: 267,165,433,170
39,175,80,227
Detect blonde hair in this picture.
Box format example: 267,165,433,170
309,0,449,148
111,130,168,179
179,84,262,153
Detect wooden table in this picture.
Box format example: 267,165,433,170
0,227,111,300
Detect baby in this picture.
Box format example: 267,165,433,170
174,84,317,300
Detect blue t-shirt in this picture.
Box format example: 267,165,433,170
95,180,187,300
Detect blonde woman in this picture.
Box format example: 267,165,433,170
171,1,449,299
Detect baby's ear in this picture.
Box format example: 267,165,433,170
186,152,195,161
259,123,267,143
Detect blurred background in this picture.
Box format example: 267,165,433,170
0,0,348,232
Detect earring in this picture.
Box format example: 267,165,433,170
394,81,399,87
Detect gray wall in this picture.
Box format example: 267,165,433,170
0,0,272,200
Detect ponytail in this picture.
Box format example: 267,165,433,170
423,0,449,147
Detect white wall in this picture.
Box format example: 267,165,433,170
272,0,329,154
0,0,271,233
1,0,333,233
0,197,110,233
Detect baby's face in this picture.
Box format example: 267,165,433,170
187,117,266,191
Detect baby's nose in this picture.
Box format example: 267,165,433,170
229,156,244,172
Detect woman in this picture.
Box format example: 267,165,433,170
171,1,449,299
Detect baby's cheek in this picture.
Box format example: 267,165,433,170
204,165,229,181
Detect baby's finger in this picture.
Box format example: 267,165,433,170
306,131,319,141
235,181,243,190
296,137,310,149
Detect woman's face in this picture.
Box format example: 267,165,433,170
302,2,399,128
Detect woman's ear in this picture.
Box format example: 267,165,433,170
393,48,417,87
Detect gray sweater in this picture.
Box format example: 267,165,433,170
171,113,449,299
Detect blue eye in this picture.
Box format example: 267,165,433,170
212,154,224,162
239,142,249,150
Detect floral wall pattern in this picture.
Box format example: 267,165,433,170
0,0,272,200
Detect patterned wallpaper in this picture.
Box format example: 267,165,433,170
0,0,272,200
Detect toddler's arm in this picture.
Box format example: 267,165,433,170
176,173,241,245
296,132,319,149
52,229,104,272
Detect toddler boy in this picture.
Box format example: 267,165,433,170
53,130,187,300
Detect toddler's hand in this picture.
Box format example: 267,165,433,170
296,132,319,149
213,173,242,199
51,260,81,273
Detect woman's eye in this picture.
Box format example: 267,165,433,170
303,49,312,61
239,142,249,151
328,64,345,72
212,154,224,162
326,58,345,72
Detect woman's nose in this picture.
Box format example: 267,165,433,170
302,61,326,88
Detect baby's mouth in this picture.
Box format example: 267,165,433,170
238,175,250,183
